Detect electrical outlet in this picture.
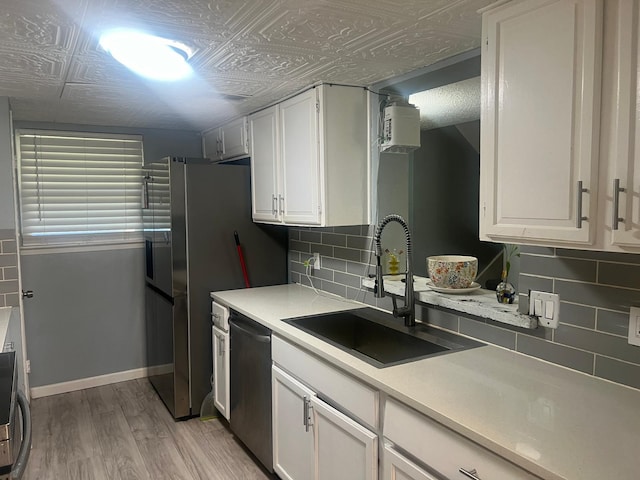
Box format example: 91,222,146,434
529,290,560,328
628,307,640,346
312,252,320,271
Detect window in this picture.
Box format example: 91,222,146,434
16,130,144,247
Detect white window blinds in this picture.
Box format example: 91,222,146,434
16,130,145,247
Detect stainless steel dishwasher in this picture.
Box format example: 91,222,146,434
229,311,273,472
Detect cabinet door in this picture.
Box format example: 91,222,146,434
384,399,538,480
480,0,603,245
606,0,640,247
312,395,378,480
202,128,221,161
280,89,322,225
382,443,440,480
272,366,315,480
250,106,280,222
212,326,229,420
220,117,249,160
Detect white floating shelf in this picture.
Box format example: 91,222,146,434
362,276,538,330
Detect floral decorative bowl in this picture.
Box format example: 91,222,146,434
427,255,478,289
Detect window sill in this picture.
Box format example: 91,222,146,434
20,241,144,255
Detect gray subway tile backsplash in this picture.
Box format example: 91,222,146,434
333,246,361,262
459,317,516,350
322,257,347,272
4,293,19,307
519,274,554,294
300,230,322,243
1,240,16,254
310,243,333,258
555,324,640,365
520,254,597,282
596,309,629,337
289,239,310,254
346,235,372,250
556,248,640,264
555,279,640,312
0,232,19,307
0,254,17,268
0,280,18,294
558,302,596,329
320,280,347,298
321,232,347,247
288,226,640,390
311,267,334,282
333,271,363,289
516,335,595,374
595,356,640,390
598,262,640,289
421,307,459,331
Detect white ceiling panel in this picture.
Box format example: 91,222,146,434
2,0,493,131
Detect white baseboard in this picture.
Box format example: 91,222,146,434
30,364,172,399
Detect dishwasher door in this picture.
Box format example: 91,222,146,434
229,312,273,472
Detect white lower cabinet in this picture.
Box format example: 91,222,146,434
382,443,439,480
212,326,229,420
383,399,538,480
272,365,377,480
272,365,315,480
312,395,377,480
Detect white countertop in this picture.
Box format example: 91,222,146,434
211,284,640,480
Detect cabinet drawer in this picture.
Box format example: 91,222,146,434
384,399,539,480
272,335,378,429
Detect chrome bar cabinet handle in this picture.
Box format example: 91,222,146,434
279,194,285,215
272,194,277,215
613,178,625,230
303,395,309,431
459,467,482,479
576,180,588,228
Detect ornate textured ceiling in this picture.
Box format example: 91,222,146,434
1,0,493,131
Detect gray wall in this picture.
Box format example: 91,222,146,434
288,229,640,391
410,122,501,279
11,121,202,388
21,248,145,386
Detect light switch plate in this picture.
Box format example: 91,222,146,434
529,290,560,328
628,307,640,346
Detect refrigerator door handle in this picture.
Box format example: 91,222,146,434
142,175,150,209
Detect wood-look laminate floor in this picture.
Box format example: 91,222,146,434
23,379,276,480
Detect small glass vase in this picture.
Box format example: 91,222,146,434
496,270,516,304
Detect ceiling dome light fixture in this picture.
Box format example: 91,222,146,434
99,29,194,81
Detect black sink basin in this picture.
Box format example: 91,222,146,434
283,308,483,368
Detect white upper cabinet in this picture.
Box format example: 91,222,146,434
600,0,640,248
279,89,322,225
480,0,603,245
202,117,250,162
249,84,370,227
250,106,280,222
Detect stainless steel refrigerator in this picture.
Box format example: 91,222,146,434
142,157,287,419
